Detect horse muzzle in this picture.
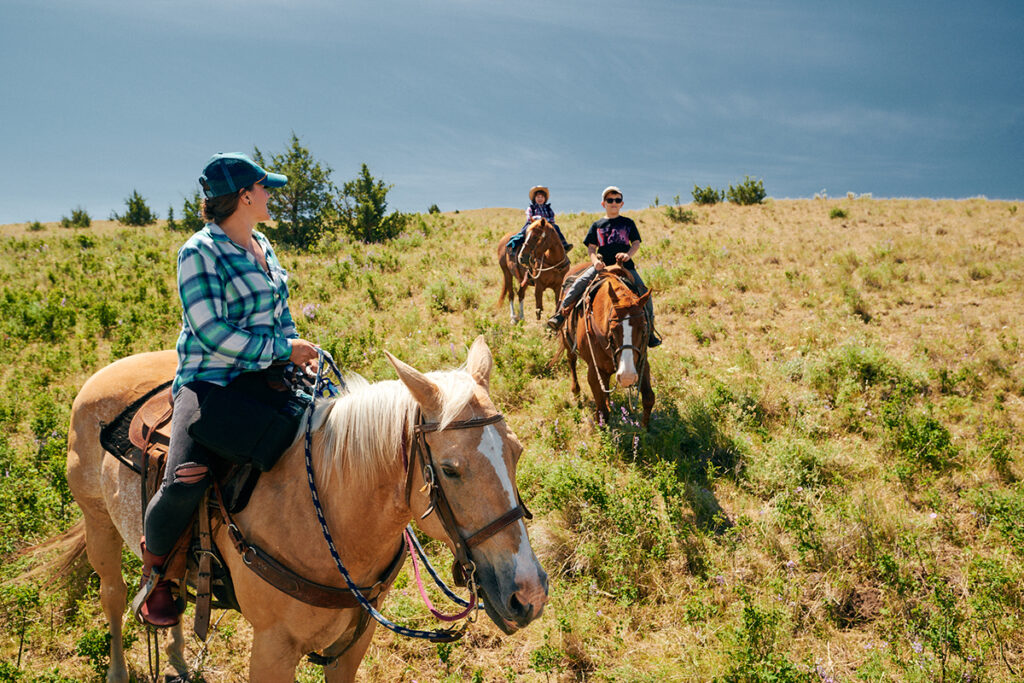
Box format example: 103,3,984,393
475,559,548,633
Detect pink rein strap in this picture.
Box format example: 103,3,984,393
404,529,477,622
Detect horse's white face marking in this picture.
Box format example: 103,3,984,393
478,425,516,508
616,317,638,387
477,424,539,581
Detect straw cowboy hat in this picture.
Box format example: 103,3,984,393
529,186,549,202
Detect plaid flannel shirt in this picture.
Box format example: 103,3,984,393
172,223,298,394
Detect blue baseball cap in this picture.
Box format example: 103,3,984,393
199,153,288,198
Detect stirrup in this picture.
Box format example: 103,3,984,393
132,570,179,627
131,567,162,624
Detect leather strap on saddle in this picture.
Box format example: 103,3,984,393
193,495,214,640
212,485,406,610
129,387,173,458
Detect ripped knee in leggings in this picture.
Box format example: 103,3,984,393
172,462,209,486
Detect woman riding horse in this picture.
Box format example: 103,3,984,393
137,153,320,626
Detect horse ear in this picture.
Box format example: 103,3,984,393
384,351,443,414
638,289,653,306
465,335,493,389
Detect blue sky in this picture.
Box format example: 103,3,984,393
2,0,1021,224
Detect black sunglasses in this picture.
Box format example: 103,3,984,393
605,197,623,204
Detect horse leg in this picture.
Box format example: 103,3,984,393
165,623,188,679
640,365,655,429
516,286,526,323
501,260,518,323
323,617,380,683
567,341,580,395
249,626,303,683
587,364,611,425
79,509,131,683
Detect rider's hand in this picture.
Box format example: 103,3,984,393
288,338,320,373
615,252,630,264
593,258,606,271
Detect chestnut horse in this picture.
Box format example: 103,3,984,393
497,218,570,323
554,265,655,427
64,337,547,682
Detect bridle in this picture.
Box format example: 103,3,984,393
581,278,649,394
404,411,532,587
519,224,569,278
302,351,532,644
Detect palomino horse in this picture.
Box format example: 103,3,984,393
555,264,655,428
65,337,547,682
497,218,570,323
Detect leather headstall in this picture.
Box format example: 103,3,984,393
404,411,533,583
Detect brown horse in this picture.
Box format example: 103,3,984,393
555,265,655,428
64,337,547,682
497,218,570,323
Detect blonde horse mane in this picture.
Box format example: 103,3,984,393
317,367,479,490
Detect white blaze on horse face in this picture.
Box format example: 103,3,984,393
616,318,638,387
477,424,534,564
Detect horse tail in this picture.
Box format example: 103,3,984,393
14,520,88,583
547,332,567,368
497,255,514,307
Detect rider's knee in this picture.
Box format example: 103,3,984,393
172,462,210,486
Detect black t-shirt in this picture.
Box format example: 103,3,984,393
583,216,642,269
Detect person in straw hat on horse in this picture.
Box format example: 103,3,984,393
506,185,572,256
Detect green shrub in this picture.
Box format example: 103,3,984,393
665,206,697,223
112,190,157,226
829,207,848,219
165,206,177,231
721,590,810,682
339,163,407,243
428,204,441,214
59,207,90,228
665,195,697,223
727,176,766,205
881,400,958,473
970,487,1024,555
179,190,206,232
532,456,677,602
692,185,724,205
28,221,44,232
254,133,338,249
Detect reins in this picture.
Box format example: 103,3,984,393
580,276,649,395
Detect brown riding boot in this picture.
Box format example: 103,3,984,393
136,541,180,627
546,310,567,332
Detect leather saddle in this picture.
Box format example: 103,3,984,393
108,379,406,642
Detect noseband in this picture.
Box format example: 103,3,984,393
405,412,532,584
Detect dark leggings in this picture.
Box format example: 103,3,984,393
143,381,216,556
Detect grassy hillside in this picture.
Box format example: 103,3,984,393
1,198,1022,681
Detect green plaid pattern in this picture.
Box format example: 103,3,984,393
173,223,298,394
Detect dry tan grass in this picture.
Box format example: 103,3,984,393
2,198,1022,681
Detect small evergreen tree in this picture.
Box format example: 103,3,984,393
253,133,337,250
727,176,766,205
339,163,406,243
180,191,205,232
166,206,178,230
692,184,724,205
112,190,158,225
60,206,91,228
